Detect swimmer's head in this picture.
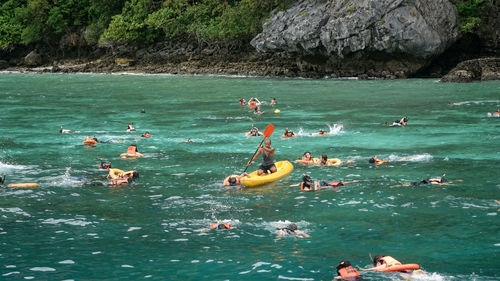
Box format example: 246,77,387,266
228,177,237,186
373,255,384,266
287,223,298,231
302,174,312,183
369,157,375,163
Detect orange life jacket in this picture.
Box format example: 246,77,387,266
338,266,360,279
127,146,136,154
249,101,257,107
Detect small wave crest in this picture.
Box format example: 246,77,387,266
296,123,343,136
387,153,433,162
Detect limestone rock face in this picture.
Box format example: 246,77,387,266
441,57,500,82
251,0,459,60
24,51,42,66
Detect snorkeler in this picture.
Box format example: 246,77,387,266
317,129,327,136
334,260,361,280
223,173,249,186
300,174,357,191
390,116,408,126
282,128,297,138
99,158,111,170
141,131,151,138
127,123,136,132
368,156,391,164
59,126,75,133
245,126,264,137
412,174,448,185
209,222,232,230
276,223,310,239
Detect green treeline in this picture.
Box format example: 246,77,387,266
0,0,493,50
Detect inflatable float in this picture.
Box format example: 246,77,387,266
274,109,280,114
374,264,420,272
7,183,38,188
295,158,342,166
83,137,98,145
240,160,293,187
120,152,144,158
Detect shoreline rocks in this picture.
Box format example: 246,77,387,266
441,57,500,82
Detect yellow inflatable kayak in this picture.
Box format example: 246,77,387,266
240,160,294,187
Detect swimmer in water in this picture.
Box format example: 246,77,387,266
141,131,151,138
300,174,357,191
270,97,276,106
223,173,249,186
209,222,232,230
127,123,136,132
360,255,426,274
253,106,263,115
391,174,459,188
301,151,313,162
0,172,5,185
368,156,391,165
99,158,111,170
109,170,139,186
282,128,297,138
141,109,145,113
334,260,361,280
59,126,75,133
239,98,247,105
245,126,263,137
390,116,408,127
276,223,310,239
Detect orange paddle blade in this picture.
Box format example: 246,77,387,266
263,124,274,138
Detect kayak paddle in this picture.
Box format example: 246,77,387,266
244,124,275,173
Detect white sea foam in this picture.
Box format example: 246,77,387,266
0,207,31,217
29,267,56,272
127,227,142,232
41,218,93,226
278,276,314,281
58,260,75,264
387,153,433,162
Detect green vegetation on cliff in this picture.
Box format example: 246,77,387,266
0,0,495,50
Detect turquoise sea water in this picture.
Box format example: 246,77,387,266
0,73,499,280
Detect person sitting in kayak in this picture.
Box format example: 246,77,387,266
223,173,249,186
412,174,447,185
245,126,263,137
209,222,232,230
334,260,361,280
247,139,276,175
368,156,391,164
301,174,357,191
282,128,297,138
276,223,310,239
99,158,111,170
302,151,313,161
270,97,276,106
141,131,151,138
239,98,247,105
391,116,408,126
127,123,136,132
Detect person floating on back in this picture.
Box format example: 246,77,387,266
247,139,276,175
412,174,447,185
334,260,361,280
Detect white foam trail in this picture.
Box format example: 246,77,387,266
451,100,499,106
387,153,433,162
328,123,344,135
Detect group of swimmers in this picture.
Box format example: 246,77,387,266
239,97,277,115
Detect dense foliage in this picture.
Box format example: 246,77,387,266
0,0,494,50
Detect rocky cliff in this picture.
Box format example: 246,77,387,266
251,0,460,78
